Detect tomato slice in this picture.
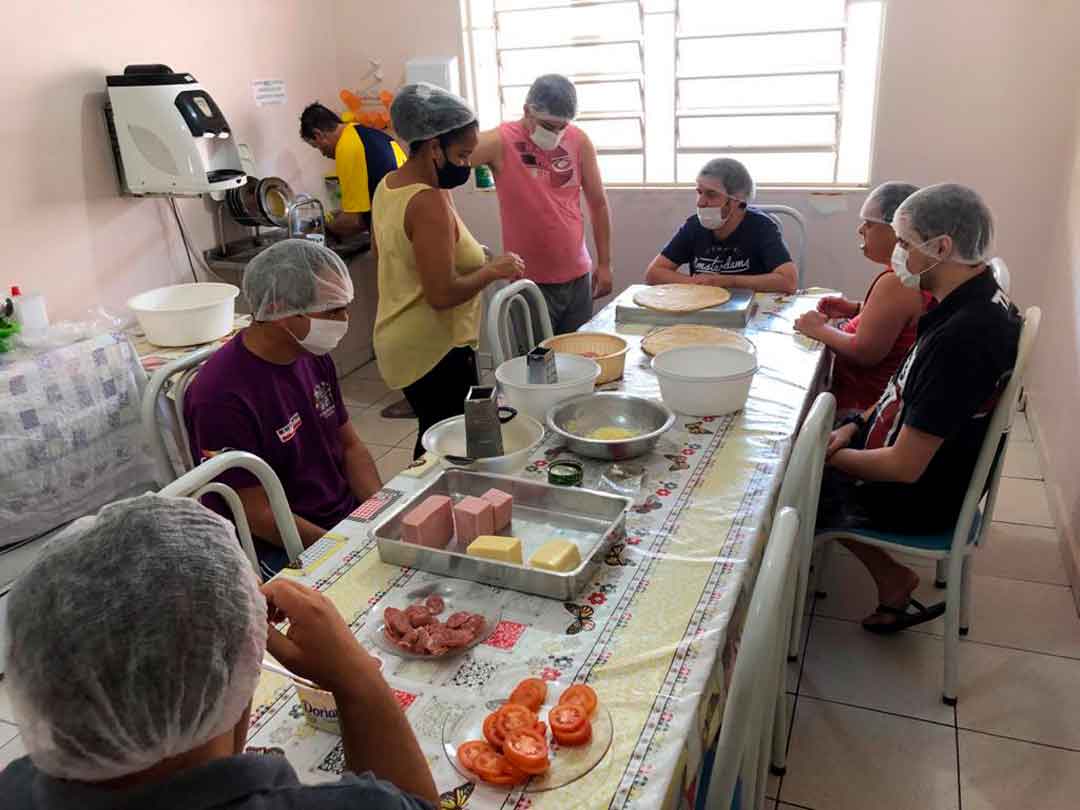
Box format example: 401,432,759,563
552,718,593,746
496,702,538,739
471,748,505,779
477,753,528,785
508,677,548,712
548,702,587,735
504,727,551,775
534,720,547,738
483,712,505,751
558,684,598,717
458,740,494,772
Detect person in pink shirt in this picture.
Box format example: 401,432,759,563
470,74,613,333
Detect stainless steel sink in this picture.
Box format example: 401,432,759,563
204,232,371,277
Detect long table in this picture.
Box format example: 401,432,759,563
246,290,829,810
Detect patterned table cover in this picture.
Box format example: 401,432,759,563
246,291,830,810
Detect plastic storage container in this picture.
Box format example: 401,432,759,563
127,283,239,347
651,345,758,416
494,353,601,422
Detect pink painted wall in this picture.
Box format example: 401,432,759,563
0,1,341,321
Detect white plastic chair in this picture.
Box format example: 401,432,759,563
815,307,1041,704
704,508,800,810
159,450,306,571
141,346,217,484
775,392,836,661
757,204,807,289
989,257,1011,294
486,279,555,366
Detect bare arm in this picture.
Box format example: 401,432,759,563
339,421,381,500
327,211,367,240
234,486,326,548
718,262,798,294
645,254,700,286
470,127,503,174
580,135,613,297
829,424,944,484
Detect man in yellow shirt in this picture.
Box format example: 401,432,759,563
302,102,414,419
301,102,406,240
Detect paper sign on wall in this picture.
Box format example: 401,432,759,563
252,79,287,107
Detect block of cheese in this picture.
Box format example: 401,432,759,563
480,488,513,530
529,538,582,572
454,496,495,544
401,495,453,548
466,535,523,565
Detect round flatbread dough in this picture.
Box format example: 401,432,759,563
642,325,755,357
633,284,731,313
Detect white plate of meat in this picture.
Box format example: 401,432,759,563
371,581,501,659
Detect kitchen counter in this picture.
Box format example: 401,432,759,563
203,231,370,281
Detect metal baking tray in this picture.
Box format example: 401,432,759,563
373,470,630,600
615,284,756,328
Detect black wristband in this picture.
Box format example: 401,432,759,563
839,413,867,432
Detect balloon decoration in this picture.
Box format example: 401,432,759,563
340,88,394,130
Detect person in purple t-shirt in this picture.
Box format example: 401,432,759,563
184,240,382,576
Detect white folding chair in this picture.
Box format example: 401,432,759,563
704,508,800,810
757,204,807,289
815,306,1041,704
485,279,554,366
989,257,1011,294
141,346,217,485
159,450,305,573
776,392,836,661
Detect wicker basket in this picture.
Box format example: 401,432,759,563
540,332,629,385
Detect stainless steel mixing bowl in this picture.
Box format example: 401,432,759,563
546,393,676,460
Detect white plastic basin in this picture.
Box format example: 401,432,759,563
128,283,239,347
651,345,758,416
494,353,601,423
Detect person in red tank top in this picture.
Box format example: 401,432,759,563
794,182,933,416
470,75,613,334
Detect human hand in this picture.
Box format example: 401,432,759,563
488,252,526,281
826,422,859,461
694,274,732,288
592,263,613,298
262,579,379,696
794,309,829,339
817,296,858,319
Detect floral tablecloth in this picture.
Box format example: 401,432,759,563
246,291,829,810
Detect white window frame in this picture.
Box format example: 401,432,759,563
461,0,884,188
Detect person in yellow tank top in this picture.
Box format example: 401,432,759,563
372,83,525,459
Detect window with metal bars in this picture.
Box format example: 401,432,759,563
461,0,884,186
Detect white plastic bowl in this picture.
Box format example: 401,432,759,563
494,353,601,423
127,283,240,347
651,345,758,416
422,412,545,474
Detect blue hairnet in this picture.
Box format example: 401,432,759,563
4,494,267,781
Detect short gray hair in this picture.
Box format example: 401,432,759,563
525,74,578,120
894,182,994,264
698,158,755,200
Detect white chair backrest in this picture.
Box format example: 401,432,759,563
705,507,800,810
757,204,807,289
141,346,217,485
953,306,1040,555
777,392,836,527
159,450,306,568
485,279,555,366
989,257,1011,294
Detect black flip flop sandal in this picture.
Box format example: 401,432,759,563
862,599,946,635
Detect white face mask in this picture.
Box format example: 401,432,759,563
292,316,348,355
891,237,943,289
529,123,564,151
697,206,727,230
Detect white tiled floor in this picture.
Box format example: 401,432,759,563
340,363,419,481
774,412,1080,809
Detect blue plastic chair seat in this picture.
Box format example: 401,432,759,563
821,509,982,553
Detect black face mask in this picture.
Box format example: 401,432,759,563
434,147,472,189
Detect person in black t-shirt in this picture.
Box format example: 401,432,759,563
818,183,1021,634
644,157,798,293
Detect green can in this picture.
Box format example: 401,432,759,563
474,164,495,190
548,460,583,487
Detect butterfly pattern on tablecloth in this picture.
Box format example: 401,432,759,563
439,781,475,808
604,542,635,567
684,421,714,435
663,453,690,472
633,494,663,514
564,602,595,634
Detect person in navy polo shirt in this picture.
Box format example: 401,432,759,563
644,157,798,294
817,183,1021,633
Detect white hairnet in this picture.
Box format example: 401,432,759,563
860,181,919,225
4,494,267,782
391,82,477,147
894,182,994,264
698,157,755,200
525,74,578,120
243,238,354,321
